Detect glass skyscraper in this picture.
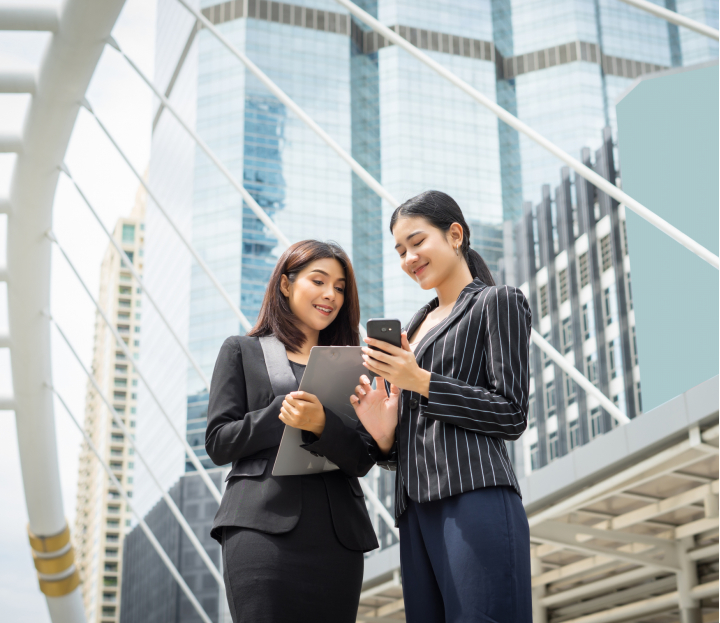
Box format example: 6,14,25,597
135,0,717,523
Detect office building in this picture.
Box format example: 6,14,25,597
74,188,146,623
505,127,640,478
120,472,227,623
135,0,716,526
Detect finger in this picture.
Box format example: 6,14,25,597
390,383,401,396
363,336,404,356
350,395,360,407
362,359,386,376
354,384,367,398
362,346,392,364
290,391,318,403
401,331,412,352
360,374,372,387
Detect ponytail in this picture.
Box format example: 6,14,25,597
390,190,495,286
466,247,495,286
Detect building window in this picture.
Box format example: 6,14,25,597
113,392,126,401
608,338,622,379
582,303,595,341
600,234,612,272
613,392,626,422
114,378,127,387
562,317,573,354
122,224,135,243
558,268,568,303
528,394,536,429
622,219,628,255
565,373,576,406
115,364,127,374
118,299,131,308
548,430,559,462
636,381,643,413
568,418,580,450
603,285,617,326
632,326,638,365
545,380,556,415
626,272,633,310
119,286,131,295
539,284,549,317
579,252,589,288
585,352,598,385
590,407,603,438
530,443,539,471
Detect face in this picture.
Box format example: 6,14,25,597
393,216,464,290
280,257,346,333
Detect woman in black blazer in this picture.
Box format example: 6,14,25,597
206,240,383,623
351,191,534,623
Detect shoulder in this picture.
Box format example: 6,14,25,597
218,335,261,364
475,284,531,318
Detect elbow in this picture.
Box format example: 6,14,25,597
205,431,227,467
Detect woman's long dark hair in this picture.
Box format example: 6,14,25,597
248,240,360,353
389,190,496,286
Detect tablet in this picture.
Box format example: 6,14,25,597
272,346,367,476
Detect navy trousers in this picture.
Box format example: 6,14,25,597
398,485,532,623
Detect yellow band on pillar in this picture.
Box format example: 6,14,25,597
33,548,75,575
38,570,81,598
27,524,70,553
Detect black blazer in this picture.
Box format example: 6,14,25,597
385,279,532,523
205,335,380,552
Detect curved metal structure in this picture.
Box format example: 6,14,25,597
4,1,126,620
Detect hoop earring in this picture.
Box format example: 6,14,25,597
455,245,460,256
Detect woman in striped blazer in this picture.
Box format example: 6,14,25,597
351,190,533,623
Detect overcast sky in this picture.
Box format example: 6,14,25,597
0,1,157,619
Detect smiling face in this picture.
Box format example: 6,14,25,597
280,257,346,335
393,215,465,290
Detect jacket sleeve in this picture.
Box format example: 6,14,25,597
301,413,396,477
205,337,285,465
421,285,532,441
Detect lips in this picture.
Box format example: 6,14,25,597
313,304,334,316
413,263,428,277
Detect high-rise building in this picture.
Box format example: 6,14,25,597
135,0,717,528
504,127,640,479
74,187,146,623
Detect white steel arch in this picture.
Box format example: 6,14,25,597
5,1,127,621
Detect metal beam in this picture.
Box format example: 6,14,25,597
0,68,36,93
0,195,10,214
49,231,221,503
336,0,720,270
83,102,254,332
617,0,719,40
176,0,401,211
60,164,210,391
531,331,629,424
52,388,214,623
0,3,59,31
8,2,127,620
106,37,291,249
51,318,225,589
0,133,23,153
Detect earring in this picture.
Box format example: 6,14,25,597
455,245,460,256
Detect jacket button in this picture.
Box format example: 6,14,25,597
409,398,419,409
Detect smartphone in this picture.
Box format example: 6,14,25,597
366,318,402,353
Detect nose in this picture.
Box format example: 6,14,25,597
322,285,336,301
404,250,419,268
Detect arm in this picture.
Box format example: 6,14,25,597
423,286,532,441
205,337,285,465
300,411,386,477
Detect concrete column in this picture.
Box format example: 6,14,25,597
531,556,547,623
677,536,701,623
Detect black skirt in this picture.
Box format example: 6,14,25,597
221,475,364,623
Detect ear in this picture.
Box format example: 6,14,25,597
448,223,464,247
279,274,291,298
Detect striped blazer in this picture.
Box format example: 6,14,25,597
386,278,532,522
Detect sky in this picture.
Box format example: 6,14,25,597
0,1,157,620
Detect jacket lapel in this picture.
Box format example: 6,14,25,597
411,279,488,364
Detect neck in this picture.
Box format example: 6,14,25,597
435,263,474,308
297,326,320,358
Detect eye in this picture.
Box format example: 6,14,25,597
335,287,345,294
313,280,324,286
413,238,425,247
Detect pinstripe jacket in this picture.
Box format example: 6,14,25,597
387,278,532,522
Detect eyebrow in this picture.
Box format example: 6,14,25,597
394,230,425,250
309,269,345,281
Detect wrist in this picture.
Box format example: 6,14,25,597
415,368,431,398
376,433,395,455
